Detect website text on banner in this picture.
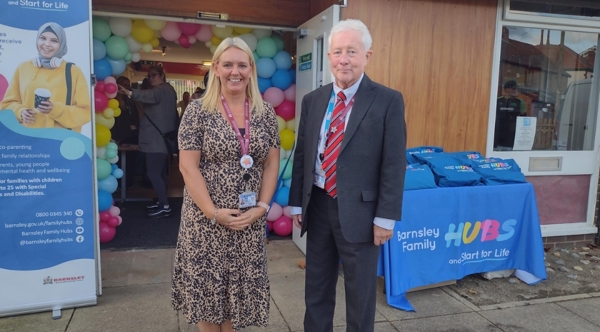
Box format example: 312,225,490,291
378,183,547,311
0,0,96,317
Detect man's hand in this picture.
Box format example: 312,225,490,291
292,214,302,229
374,224,393,246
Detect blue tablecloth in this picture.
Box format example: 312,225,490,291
378,182,547,311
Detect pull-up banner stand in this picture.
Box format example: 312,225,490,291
0,0,97,318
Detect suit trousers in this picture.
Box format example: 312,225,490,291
304,186,381,332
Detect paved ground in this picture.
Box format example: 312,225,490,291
2,239,600,332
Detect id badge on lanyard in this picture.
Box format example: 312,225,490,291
313,92,336,188
221,95,258,208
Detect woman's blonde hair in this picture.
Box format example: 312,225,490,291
200,37,265,114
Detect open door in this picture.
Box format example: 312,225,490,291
292,5,340,254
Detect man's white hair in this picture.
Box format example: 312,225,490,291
328,19,372,51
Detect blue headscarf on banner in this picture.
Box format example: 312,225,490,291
33,22,68,69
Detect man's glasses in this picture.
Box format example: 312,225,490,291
148,73,159,79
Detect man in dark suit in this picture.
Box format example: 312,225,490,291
289,19,406,332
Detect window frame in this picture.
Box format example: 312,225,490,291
504,0,600,29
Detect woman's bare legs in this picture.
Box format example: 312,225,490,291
197,320,235,332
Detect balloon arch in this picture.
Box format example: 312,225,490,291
92,17,296,242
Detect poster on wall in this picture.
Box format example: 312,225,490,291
0,0,96,317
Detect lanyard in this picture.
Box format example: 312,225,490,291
221,94,250,155
324,91,355,140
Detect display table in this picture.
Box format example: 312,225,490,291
378,182,547,311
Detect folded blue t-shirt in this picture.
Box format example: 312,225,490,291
406,146,444,164
472,158,526,185
404,163,437,190
415,153,483,187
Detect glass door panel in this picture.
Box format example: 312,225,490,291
494,27,599,152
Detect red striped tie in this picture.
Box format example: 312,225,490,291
322,91,347,198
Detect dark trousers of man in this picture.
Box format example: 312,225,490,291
304,186,381,332
145,153,170,206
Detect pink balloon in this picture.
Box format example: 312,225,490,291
181,41,191,49
94,91,108,113
109,205,120,217
178,34,189,46
276,100,295,121
161,22,181,42
272,216,292,236
266,202,283,221
95,81,106,93
283,206,292,219
263,87,285,108
0,73,9,100
284,84,296,101
99,222,116,243
99,211,111,223
267,220,274,232
104,76,116,85
106,90,117,99
177,22,201,36
107,216,120,227
195,24,213,42
104,83,117,94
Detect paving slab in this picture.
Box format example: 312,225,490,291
0,309,73,332
479,302,600,332
67,283,177,332
375,284,472,322
391,312,503,332
556,297,600,327
126,249,173,285
100,250,133,288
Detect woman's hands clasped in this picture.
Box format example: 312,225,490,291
214,207,268,230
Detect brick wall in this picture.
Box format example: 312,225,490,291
544,234,597,249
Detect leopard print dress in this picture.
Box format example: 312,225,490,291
172,99,280,330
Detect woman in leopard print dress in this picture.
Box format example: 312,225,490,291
172,37,280,332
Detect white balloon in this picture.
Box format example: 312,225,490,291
252,29,272,40
126,35,142,53
188,35,197,44
97,147,107,160
108,17,132,37
205,41,212,48
210,45,217,54
108,155,119,164
142,43,153,53
280,147,286,160
239,33,257,52
131,53,141,62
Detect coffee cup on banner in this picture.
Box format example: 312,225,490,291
34,88,52,111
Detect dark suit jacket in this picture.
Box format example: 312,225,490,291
289,75,407,243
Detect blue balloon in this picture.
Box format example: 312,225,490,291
94,58,113,81
111,163,118,170
106,57,127,76
112,168,124,179
274,186,290,206
256,57,276,79
98,190,113,212
271,69,292,90
288,68,296,84
93,38,106,60
98,175,118,194
273,51,292,70
258,77,272,94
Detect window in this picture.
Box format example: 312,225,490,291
510,1,600,19
493,26,599,151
